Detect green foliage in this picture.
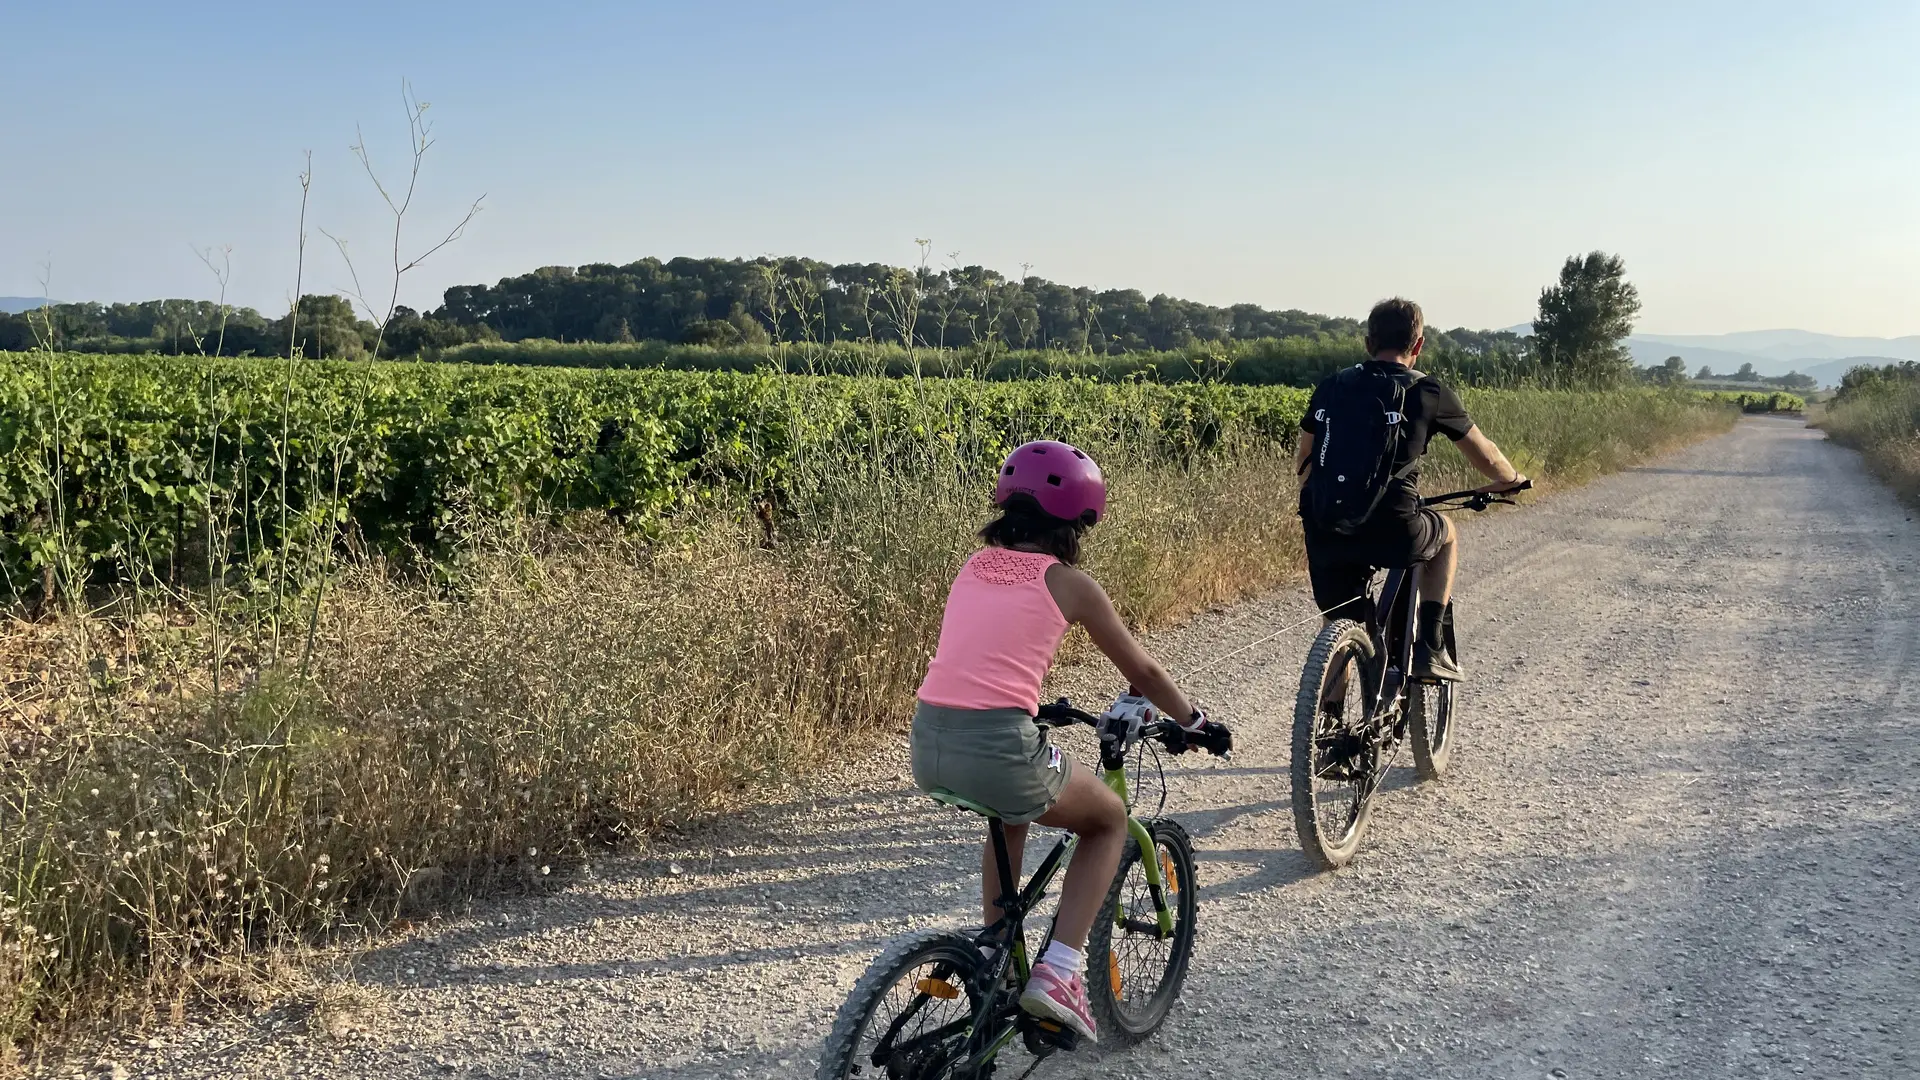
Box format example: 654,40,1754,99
426,332,1561,388
1532,251,1642,386
1832,359,1920,404
1821,361,1920,505
0,352,1310,600
0,296,483,359
1697,389,1806,413
434,255,1366,352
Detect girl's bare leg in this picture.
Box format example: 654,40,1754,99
1032,767,1127,950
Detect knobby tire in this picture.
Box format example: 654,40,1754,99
818,930,986,1080
1291,619,1377,870
1086,819,1198,1045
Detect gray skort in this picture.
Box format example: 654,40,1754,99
911,701,1074,824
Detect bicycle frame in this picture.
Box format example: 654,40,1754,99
1364,565,1423,727
949,755,1172,1070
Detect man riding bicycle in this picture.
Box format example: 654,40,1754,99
1293,298,1526,681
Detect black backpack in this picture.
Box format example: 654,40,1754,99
1302,364,1424,534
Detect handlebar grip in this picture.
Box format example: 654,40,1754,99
1193,720,1233,757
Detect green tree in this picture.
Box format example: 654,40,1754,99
276,294,372,360
1697,365,1714,380
1662,355,1688,382
1736,361,1757,382
1531,251,1642,386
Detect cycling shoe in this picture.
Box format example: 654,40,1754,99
1413,641,1463,682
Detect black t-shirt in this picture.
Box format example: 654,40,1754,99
1298,361,1475,523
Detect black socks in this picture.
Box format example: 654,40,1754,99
1419,600,1447,648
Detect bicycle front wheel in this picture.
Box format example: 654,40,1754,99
1087,819,1198,1044
818,930,986,1080
1410,679,1456,780
1291,619,1378,870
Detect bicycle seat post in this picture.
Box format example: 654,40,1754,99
987,818,1021,928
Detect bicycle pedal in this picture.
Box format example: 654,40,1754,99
1021,1017,1081,1055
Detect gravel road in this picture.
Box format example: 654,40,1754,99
71,418,1920,1079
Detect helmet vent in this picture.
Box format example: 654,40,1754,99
1071,449,1085,459
1031,446,1049,454
1046,474,1063,486
1002,465,1016,475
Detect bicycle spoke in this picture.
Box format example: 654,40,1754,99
853,955,979,1078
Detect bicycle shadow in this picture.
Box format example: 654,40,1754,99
349,763,1331,995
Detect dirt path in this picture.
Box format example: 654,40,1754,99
80,418,1920,1080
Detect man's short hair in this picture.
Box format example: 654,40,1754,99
1365,298,1424,357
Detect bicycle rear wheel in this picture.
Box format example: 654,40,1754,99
1087,819,1197,1045
1291,619,1378,870
818,930,987,1080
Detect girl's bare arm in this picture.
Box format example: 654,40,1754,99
1046,564,1196,721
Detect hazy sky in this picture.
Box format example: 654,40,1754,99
3,1,1915,336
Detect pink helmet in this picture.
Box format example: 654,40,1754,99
993,440,1107,525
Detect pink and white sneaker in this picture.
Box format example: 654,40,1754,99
1019,961,1098,1044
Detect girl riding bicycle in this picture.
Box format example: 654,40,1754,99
912,440,1229,1044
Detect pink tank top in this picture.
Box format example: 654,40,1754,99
917,547,1070,714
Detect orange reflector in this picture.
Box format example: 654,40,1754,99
1108,952,1123,996
1162,850,1180,893
916,977,960,1000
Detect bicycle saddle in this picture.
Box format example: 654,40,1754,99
926,788,1002,819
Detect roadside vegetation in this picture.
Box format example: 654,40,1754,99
1817,362,1920,505
1698,389,1806,414
1,349,1738,1052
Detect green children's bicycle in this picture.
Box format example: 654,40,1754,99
818,695,1230,1079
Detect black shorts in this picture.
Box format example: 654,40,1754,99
1303,508,1450,621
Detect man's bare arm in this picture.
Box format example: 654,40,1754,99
1457,426,1526,492
1293,431,1315,477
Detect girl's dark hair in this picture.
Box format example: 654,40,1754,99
979,493,1090,565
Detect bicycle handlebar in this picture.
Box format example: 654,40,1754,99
1422,477,1533,512
1035,698,1231,759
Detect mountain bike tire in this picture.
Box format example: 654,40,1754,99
818,930,986,1080
1409,680,1455,780
1291,619,1378,870
1087,818,1198,1044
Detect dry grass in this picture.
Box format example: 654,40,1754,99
1,389,1737,1060
1816,374,1920,507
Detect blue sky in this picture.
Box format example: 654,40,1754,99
3,1,1915,335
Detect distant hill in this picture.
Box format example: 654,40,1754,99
1503,324,1903,387
1627,330,1920,387
0,297,53,314
1639,330,1920,364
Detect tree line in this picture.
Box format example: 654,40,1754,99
5,250,1665,388
0,295,488,360
1,255,1525,362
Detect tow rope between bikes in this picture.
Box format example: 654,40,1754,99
1176,603,1347,681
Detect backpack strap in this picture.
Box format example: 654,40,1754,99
1384,370,1426,479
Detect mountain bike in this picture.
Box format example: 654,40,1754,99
818,696,1230,1079
1290,480,1531,870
